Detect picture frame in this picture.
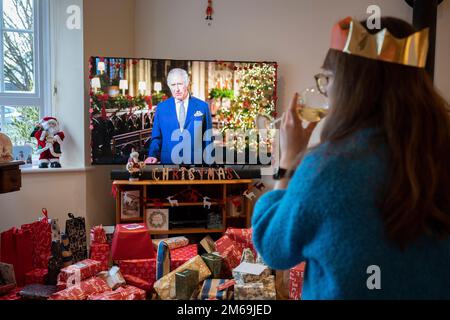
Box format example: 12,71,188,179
145,208,169,231
12,145,33,168
120,190,141,220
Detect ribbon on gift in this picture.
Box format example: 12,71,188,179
156,241,171,281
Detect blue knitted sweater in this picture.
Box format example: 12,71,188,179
252,128,450,300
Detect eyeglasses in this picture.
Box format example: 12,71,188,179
314,73,331,97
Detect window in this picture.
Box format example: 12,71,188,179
0,0,50,147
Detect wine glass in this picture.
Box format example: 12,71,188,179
297,87,329,123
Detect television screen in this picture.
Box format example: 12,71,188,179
89,57,278,166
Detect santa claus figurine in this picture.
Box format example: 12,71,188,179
126,148,145,181
31,116,65,168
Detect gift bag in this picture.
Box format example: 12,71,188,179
65,213,87,263
21,209,52,269
0,228,34,286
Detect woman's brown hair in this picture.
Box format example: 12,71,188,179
321,17,450,249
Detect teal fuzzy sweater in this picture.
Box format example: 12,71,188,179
252,128,450,300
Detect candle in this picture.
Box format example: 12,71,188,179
91,77,101,93
98,62,106,73
138,81,147,95
119,80,128,95
154,82,162,93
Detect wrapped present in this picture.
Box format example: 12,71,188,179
289,262,306,300
215,235,236,255
0,263,16,295
0,287,23,300
24,268,48,285
60,233,73,267
154,255,211,300
65,213,88,263
19,284,57,300
90,243,110,271
123,274,153,292
48,277,111,300
152,236,189,250
170,244,198,270
219,245,242,277
87,285,146,300
103,226,115,246
98,266,126,290
175,269,199,300
90,225,107,245
116,259,156,285
241,248,255,263
21,213,52,269
57,259,102,285
156,242,170,281
225,228,256,257
201,253,222,279
111,224,155,261
232,262,272,284
198,279,229,300
47,240,64,285
234,275,276,300
200,235,216,253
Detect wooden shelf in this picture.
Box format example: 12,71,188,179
145,202,224,207
148,228,225,235
114,179,253,186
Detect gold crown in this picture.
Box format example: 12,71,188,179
330,17,429,68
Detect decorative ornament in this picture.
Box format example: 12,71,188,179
167,196,179,207
0,132,13,163
203,196,212,209
243,189,256,200
125,148,145,181
331,17,429,68
31,117,65,169
205,0,213,25
253,180,266,191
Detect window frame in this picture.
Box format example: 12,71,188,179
0,0,51,120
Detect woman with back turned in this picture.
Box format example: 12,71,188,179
252,16,450,299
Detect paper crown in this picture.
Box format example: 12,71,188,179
330,17,429,68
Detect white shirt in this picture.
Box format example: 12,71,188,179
175,95,190,130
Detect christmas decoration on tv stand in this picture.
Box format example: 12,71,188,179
31,117,65,168
205,0,213,25
125,148,145,181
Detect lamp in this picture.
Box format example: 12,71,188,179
97,62,106,74
119,80,128,95
154,82,162,94
138,81,147,95
91,77,101,93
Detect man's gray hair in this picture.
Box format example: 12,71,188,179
167,68,190,86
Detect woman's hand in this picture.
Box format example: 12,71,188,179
279,93,318,169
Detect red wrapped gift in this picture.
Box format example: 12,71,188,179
289,262,306,300
22,218,52,269
57,259,102,285
111,224,155,261
220,245,242,277
90,225,107,245
224,228,256,257
0,287,24,301
87,285,146,300
215,235,236,254
170,244,198,270
117,259,156,285
123,274,153,292
24,268,48,285
90,243,110,271
49,277,111,300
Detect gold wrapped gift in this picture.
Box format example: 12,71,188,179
153,255,211,300
234,275,276,300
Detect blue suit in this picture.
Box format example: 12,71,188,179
149,96,213,164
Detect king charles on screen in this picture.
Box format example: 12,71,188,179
145,68,213,165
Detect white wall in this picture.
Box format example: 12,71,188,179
134,0,450,144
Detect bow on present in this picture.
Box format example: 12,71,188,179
91,225,107,245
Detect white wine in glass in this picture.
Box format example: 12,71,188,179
297,87,329,123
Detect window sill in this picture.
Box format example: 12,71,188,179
21,166,94,175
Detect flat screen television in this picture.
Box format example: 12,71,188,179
89,57,278,167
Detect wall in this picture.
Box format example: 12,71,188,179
134,0,450,145
83,0,136,229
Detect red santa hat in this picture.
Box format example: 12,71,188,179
41,116,58,123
